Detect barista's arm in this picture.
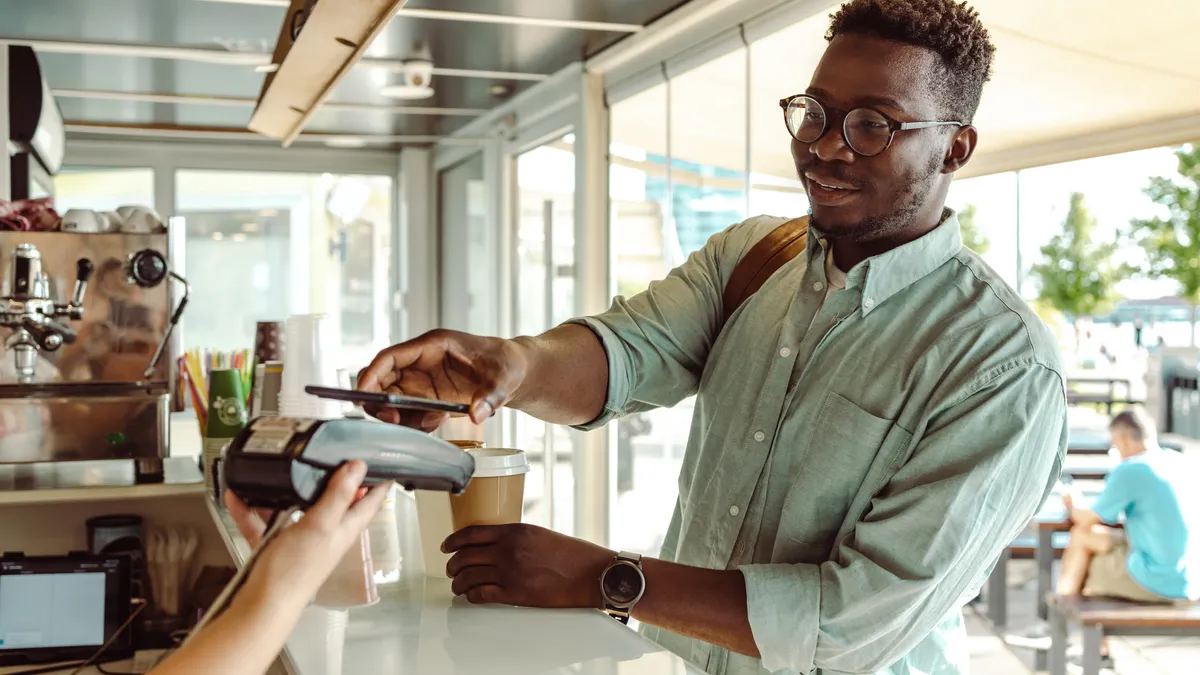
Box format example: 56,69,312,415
148,580,308,675
152,462,387,675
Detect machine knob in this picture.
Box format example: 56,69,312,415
70,258,94,311
126,249,169,288
76,258,94,284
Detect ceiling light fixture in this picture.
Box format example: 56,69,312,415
380,83,434,100
324,136,369,148
382,43,435,100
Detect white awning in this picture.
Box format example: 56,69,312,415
613,0,1200,181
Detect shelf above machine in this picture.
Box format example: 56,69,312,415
0,456,204,506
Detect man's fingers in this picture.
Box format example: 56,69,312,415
449,565,502,598
364,404,401,424
442,524,507,553
470,395,497,426
446,545,501,578
358,344,423,392
416,411,450,432
306,461,368,527
364,407,447,431
465,584,506,605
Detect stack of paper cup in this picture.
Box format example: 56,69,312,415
278,314,343,419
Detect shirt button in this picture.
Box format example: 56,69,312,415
864,297,876,309
779,347,791,358
813,281,824,292
729,505,741,517
753,431,766,442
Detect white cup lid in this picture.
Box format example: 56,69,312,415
468,448,529,478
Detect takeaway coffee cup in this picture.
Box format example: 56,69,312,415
449,448,529,531
415,445,528,577
414,440,482,577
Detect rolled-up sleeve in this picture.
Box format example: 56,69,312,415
741,361,1066,674
567,217,777,431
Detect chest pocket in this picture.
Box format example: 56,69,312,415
780,391,912,553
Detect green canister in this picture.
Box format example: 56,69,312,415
204,368,248,497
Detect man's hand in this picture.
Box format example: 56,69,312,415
1061,483,1081,514
442,524,614,609
357,329,529,430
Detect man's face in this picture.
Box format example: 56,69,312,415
792,33,955,241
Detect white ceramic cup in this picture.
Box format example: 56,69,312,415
60,209,105,233
101,211,125,231
117,205,165,233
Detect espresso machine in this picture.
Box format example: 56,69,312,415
0,224,188,488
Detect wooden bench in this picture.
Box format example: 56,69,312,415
985,531,1070,627
1047,595,1200,675
1067,393,1145,416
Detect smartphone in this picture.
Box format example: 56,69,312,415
304,386,470,415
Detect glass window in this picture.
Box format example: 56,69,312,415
609,83,686,556
175,171,392,369
946,171,1019,289
513,136,578,535
53,167,154,212
748,9,830,220
669,49,749,258
1017,147,1185,353
438,154,496,336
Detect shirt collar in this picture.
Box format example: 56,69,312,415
807,209,963,316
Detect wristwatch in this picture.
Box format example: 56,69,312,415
600,551,645,623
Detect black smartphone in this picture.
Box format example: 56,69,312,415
304,386,470,415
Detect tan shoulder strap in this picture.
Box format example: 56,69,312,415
721,216,809,328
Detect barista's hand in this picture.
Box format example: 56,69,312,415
358,329,528,430
225,462,389,605
443,524,613,609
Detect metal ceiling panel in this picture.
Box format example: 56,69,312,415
1,0,697,145
0,0,284,49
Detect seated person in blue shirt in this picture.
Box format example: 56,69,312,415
1057,408,1199,665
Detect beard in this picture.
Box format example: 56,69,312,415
805,150,944,243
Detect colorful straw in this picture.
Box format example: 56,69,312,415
178,348,255,435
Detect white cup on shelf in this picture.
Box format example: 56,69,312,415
279,314,343,419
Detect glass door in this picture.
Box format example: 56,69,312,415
438,153,496,335
175,171,392,369
512,134,578,534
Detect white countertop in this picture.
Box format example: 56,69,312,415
209,492,704,675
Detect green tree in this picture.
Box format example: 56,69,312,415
957,204,990,256
1128,145,1200,346
1029,192,1127,346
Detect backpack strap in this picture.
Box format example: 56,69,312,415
721,216,810,328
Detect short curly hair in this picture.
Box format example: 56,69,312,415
826,0,995,124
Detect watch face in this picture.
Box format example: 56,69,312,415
603,562,644,605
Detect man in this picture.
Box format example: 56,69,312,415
360,1,1067,673
1051,409,1197,669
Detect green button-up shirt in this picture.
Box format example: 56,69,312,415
570,212,1067,675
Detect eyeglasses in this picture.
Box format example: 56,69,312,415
779,94,962,157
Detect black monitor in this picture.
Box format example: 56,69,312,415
0,553,133,667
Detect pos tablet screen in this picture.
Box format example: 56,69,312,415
0,553,132,667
